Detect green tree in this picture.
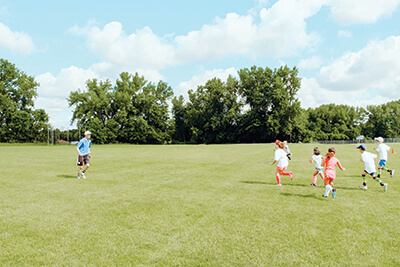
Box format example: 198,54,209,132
0,59,50,142
306,104,365,141
180,76,242,143
68,72,174,144
363,100,400,138
238,65,302,142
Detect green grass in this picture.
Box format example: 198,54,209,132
1,143,399,266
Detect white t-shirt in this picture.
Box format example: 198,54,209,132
275,148,289,168
362,151,377,173
312,155,323,168
376,143,390,160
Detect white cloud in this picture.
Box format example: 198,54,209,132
328,0,400,24
298,77,391,109
338,30,352,38
298,56,323,69
70,0,325,69
176,67,238,98
0,22,35,54
35,66,100,128
318,36,400,97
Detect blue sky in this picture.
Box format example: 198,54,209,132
1,0,400,129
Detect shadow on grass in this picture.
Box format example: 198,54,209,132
240,181,361,191
280,192,325,201
57,174,76,179
240,181,311,188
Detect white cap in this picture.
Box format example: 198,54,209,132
84,131,92,135
375,137,384,143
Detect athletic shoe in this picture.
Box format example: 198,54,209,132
384,183,388,192
289,172,294,180
358,185,368,190
390,170,395,178
332,188,336,198
310,183,316,187
82,173,86,179
322,194,327,198
77,174,81,179
276,183,282,186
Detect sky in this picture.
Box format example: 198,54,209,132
1,0,400,129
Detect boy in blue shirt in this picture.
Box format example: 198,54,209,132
76,131,92,179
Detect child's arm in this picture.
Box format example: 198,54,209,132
337,161,346,171
309,157,314,163
76,146,83,157
271,160,277,165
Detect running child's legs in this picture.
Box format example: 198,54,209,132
276,167,293,184
323,177,334,196
83,164,90,172
377,160,392,177
362,171,385,187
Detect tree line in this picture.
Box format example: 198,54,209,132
2,58,400,144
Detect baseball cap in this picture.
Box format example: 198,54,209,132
374,137,384,143
84,131,92,135
356,144,366,151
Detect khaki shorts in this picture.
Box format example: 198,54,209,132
77,155,90,166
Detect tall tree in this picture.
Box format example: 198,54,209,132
0,59,50,142
180,76,242,143
238,65,302,143
306,104,365,141
363,100,400,138
68,72,174,144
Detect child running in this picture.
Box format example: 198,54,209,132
271,140,294,186
309,147,324,186
76,131,92,179
357,144,388,191
373,137,395,178
321,147,345,198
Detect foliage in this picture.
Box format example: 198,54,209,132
0,59,50,142
306,104,365,141
68,72,174,144
362,100,400,138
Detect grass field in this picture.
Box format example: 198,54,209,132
1,143,400,266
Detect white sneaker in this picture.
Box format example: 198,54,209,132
77,174,80,179
384,183,388,192
359,185,368,190
82,173,86,179
390,170,395,178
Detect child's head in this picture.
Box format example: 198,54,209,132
84,131,92,139
283,141,288,145
327,147,336,158
275,140,284,149
357,144,366,153
375,137,384,144
313,147,320,155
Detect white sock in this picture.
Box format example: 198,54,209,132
325,185,332,196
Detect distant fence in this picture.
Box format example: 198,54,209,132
316,138,400,145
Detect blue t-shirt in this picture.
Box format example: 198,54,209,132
77,138,91,156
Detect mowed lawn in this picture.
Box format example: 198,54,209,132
1,143,399,266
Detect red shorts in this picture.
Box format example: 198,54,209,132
277,166,287,171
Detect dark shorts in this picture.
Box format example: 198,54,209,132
77,155,90,166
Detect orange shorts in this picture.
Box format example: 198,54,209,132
277,166,287,171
